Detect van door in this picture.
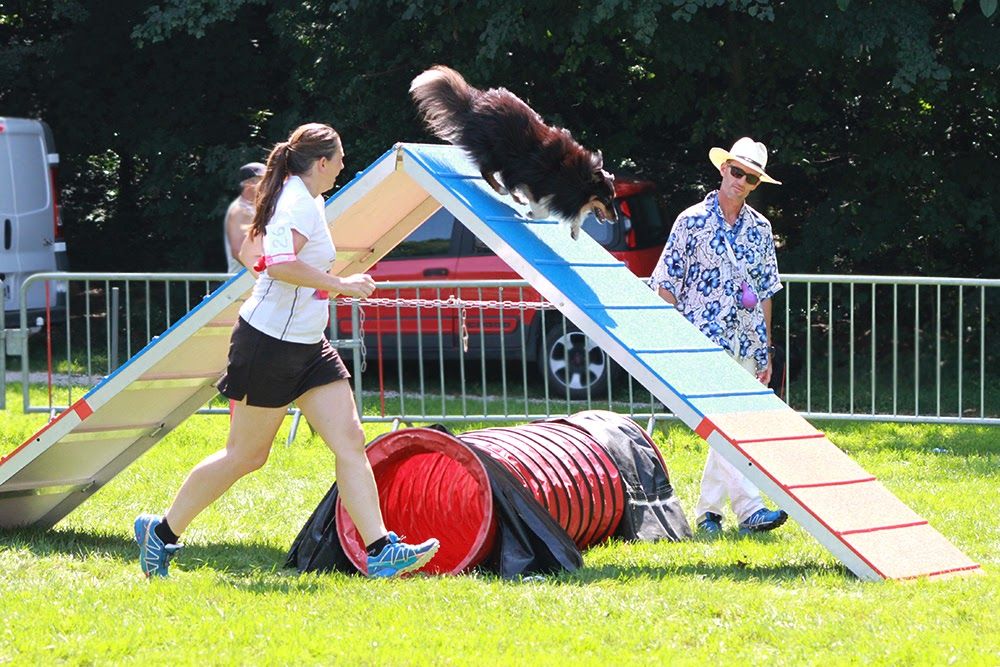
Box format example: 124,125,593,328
0,118,58,323
0,118,19,316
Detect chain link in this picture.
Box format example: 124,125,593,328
338,295,557,365
335,295,556,311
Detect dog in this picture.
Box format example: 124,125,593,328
409,65,617,240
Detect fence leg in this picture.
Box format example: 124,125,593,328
286,407,303,446
389,418,415,432
646,414,658,436
110,286,120,373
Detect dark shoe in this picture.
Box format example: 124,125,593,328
697,512,723,535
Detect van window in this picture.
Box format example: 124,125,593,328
627,192,669,249
581,213,616,246
9,133,48,213
389,207,455,258
472,213,615,252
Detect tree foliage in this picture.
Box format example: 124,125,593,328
1,0,996,276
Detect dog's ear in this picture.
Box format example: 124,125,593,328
593,168,614,184
587,149,604,172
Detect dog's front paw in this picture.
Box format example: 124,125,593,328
482,171,509,196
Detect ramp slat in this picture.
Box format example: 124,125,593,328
790,480,927,533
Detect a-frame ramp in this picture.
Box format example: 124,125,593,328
327,143,974,582
0,148,438,530
0,272,251,529
1,143,981,583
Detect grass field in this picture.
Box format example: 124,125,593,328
1,385,997,665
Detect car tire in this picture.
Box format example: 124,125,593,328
538,321,613,400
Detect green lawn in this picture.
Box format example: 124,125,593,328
1,385,997,665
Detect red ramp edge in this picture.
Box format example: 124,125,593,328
699,410,981,581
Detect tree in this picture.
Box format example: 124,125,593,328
2,0,996,277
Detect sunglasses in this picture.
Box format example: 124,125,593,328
728,164,761,186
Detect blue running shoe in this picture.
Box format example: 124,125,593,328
134,514,182,578
366,531,440,578
738,508,788,535
697,512,723,536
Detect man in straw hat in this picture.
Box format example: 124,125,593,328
649,137,788,536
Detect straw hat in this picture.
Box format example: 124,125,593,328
709,137,781,185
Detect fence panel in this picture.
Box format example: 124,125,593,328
15,272,232,414
779,275,999,424
9,272,998,426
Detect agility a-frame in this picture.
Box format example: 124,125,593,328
1,144,980,582
329,144,979,581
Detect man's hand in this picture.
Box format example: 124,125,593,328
757,362,772,385
335,273,376,299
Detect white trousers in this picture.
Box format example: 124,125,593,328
693,355,766,523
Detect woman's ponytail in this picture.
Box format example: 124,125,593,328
250,142,290,239
249,124,343,238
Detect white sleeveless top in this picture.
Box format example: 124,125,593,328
238,176,336,343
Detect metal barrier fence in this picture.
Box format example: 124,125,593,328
6,272,999,426
9,273,235,416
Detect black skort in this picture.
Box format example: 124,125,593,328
217,317,350,408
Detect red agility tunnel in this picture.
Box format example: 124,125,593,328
335,418,628,575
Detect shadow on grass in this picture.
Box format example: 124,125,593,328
0,526,290,575
1,526,849,588
561,560,848,584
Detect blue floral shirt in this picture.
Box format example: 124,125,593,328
648,191,782,371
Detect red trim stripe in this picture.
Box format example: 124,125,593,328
694,417,715,440
1,400,90,466
909,564,982,580
732,432,826,445
17,407,76,444
74,400,93,420
839,520,929,536
786,476,877,490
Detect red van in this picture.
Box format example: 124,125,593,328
335,178,670,398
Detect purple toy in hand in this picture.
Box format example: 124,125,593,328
740,280,758,310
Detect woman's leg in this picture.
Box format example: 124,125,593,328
296,380,387,545
163,399,288,534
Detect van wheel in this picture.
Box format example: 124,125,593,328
539,322,611,400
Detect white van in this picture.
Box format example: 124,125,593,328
0,116,67,330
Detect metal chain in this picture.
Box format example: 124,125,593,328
339,295,556,361
335,295,557,311
459,303,469,352
357,306,367,372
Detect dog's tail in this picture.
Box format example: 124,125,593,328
409,65,476,145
